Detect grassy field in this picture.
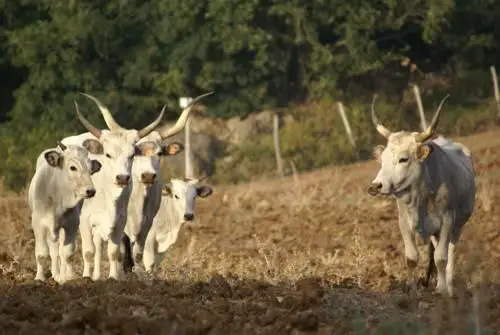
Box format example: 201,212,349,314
1,128,500,334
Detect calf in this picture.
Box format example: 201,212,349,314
28,141,102,283
141,178,213,274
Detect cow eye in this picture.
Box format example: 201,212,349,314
174,194,179,199
70,166,77,171
106,153,112,159
398,157,409,164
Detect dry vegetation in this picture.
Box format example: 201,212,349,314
1,129,500,334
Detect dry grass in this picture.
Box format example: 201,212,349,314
2,129,500,334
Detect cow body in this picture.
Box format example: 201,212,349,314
28,142,101,283
368,95,476,297
61,93,167,280
141,178,213,274
120,93,214,274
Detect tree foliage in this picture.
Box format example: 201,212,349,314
0,0,499,189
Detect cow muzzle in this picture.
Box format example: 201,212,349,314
141,172,156,185
367,182,382,196
115,174,130,188
85,188,96,198
184,213,194,221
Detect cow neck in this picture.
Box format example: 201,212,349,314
164,195,184,233
55,170,82,212
128,179,149,225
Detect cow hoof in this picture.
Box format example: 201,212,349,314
35,272,46,282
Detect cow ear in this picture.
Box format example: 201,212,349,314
82,139,104,155
44,150,63,168
415,143,433,161
161,142,184,156
196,185,213,198
373,145,385,162
162,184,172,196
90,160,102,174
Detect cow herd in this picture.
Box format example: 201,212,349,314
27,92,476,298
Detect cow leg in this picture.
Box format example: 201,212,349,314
132,240,144,272
134,223,152,272
80,222,94,278
48,230,60,282
434,215,452,295
142,231,156,274
107,230,123,280
92,233,103,281
121,234,134,273
399,220,419,293
33,221,49,281
446,240,457,297
59,223,78,282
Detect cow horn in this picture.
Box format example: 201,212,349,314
371,94,391,138
159,92,214,140
79,92,124,131
74,101,102,139
137,104,167,138
415,94,450,143
57,141,67,151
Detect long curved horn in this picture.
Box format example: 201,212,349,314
371,94,391,138
79,92,124,131
57,141,67,151
137,104,167,138
415,94,450,143
159,92,214,140
74,101,102,139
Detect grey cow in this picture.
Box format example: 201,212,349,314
367,95,476,297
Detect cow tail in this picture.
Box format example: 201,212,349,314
424,239,436,287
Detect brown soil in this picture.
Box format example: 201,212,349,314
1,129,500,334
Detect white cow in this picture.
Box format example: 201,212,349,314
28,141,102,283
121,92,214,274
367,94,476,297
61,93,167,280
141,178,213,274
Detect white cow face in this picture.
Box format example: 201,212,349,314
93,129,143,188
368,94,448,197
162,178,213,222
132,133,184,186
369,132,433,196
44,141,102,198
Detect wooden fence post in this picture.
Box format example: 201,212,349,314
490,65,500,118
184,117,194,179
273,112,284,177
336,102,356,148
412,84,427,131
180,97,194,179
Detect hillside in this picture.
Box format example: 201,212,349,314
1,129,500,334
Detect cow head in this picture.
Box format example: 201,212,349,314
130,92,214,187
44,141,102,199
73,93,166,188
162,177,213,222
368,94,450,197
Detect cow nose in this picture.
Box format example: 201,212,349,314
368,182,382,196
184,213,194,221
86,189,96,198
141,172,156,184
116,174,130,186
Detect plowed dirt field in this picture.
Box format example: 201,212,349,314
1,130,500,334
